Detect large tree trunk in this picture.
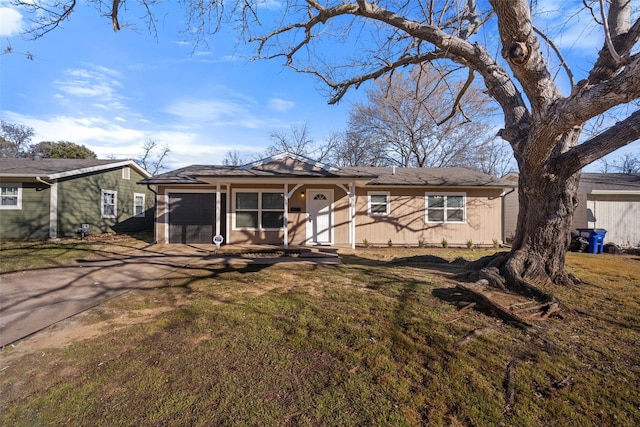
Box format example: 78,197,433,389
471,130,584,305
506,167,582,290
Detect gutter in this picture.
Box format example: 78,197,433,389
147,184,158,244
35,176,52,186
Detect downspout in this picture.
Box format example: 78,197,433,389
36,177,58,240
147,184,158,244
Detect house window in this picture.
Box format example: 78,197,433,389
133,193,145,217
101,190,117,218
425,193,466,223
122,167,131,180
234,191,284,230
368,192,390,216
0,184,21,209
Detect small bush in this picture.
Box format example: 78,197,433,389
441,239,448,248
362,238,370,248
387,238,393,248
418,238,425,248
466,239,474,249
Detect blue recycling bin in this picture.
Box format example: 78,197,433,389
577,229,607,254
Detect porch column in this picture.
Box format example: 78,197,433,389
284,183,304,249
215,182,221,237
350,181,356,249
338,182,356,249
50,180,58,239
284,183,289,249
225,184,231,243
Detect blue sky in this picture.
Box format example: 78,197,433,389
0,0,637,171
1,1,357,168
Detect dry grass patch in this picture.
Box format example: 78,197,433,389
1,244,639,426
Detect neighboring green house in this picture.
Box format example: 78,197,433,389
0,158,155,239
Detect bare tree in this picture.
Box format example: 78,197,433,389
17,1,640,303
266,123,335,162
222,150,246,166
135,139,170,175
266,123,314,157
466,137,515,177
1,121,34,158
345,66,504,169
326,129,389,167
611,152,640,173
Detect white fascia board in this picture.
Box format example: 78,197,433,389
590,190,640,195
48,160,151,179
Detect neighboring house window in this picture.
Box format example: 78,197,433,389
425,193,466,223
101,190,117,218
368,192,390,216
122,167,131,180
133,193,145,217
0,184,21,209
234,191,284,229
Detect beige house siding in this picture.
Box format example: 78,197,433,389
156,183,354,246
504,174,640,246
585,195,640,246
355,187,503,247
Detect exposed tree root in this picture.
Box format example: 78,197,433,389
455,250,575,323
504,359,517,413
450,251,579,327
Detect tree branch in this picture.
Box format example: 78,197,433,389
588,16,640,84
552,55,640,134
532,26,574,88
551,109,640,175
111,0,121,31
437,68,475,125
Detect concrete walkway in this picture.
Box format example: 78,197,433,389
0,244,340,347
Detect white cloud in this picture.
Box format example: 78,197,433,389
162,97,283,130
532,0,602,52
54,65,127,111
268,98,295,112
0,107,269,168
0,7,23,37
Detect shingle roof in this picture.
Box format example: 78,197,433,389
504,172,640,192
342,166,509,187
141,154,509,187
580,173,640,192
0,158,150,179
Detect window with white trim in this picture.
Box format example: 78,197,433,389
0,184,22,209
234,190,284,229
122,167,131,180
368,192,390,216
425,193,466,223
133,193,145,217
101,190,117,218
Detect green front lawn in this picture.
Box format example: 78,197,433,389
1,240,639,426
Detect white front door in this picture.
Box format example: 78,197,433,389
307,189,333,245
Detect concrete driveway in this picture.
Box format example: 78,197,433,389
0,244,340,347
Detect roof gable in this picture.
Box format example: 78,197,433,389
0,158,151,179
240,152,338,173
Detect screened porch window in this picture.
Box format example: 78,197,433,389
425,193,466,223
